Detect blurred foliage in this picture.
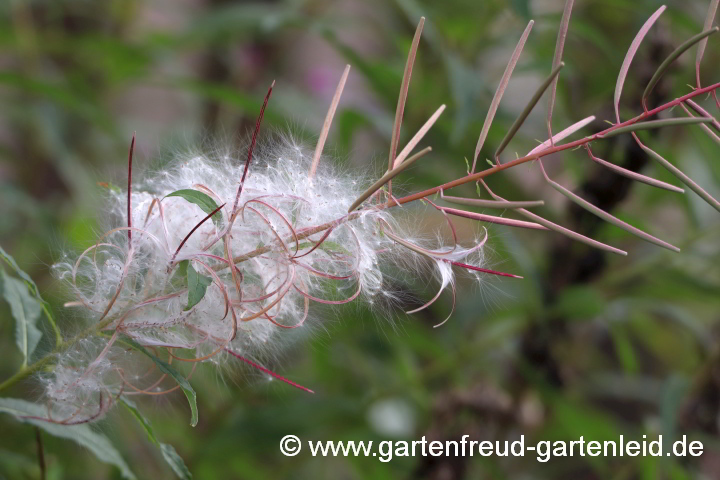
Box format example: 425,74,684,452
0,0,719,479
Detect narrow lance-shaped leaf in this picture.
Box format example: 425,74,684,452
547,0,574,142
185,261,213,311
472,19,534,173
116,335,199,427
614,5,666,122
166,189,223,228
495,63,564,161
1,270,43,367
0,398,136,479
642,27,719,108
0,244,61,345
119,398,192,480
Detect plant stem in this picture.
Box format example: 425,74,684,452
393,82,719,206
229,82,719,266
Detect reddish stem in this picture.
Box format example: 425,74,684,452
224,348,314,394
390,82,720,207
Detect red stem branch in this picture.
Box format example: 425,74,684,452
225,348,314,393
390,82,720,207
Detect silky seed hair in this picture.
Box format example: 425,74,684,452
45,130,495,423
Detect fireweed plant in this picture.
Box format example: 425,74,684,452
0,2,719,478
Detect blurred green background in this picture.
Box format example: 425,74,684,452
1,0,719,478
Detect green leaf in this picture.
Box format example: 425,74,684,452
165,189,223,228
176,259,189,278
0,398,136,479
120,398,192,479
160,444,192,479
185,262,212,311
170,260,189,290
116,336,198,427
0,244,61,345
0,246,41,294
0,270,43,366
